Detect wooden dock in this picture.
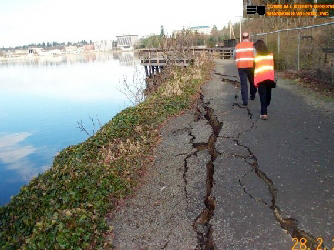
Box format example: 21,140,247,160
138,47,234,77
140,58,190,67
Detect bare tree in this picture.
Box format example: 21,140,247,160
117,65,146,105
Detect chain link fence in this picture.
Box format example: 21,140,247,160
251,21,334,85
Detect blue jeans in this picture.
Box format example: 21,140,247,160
238,68,257,105
258,82,272,115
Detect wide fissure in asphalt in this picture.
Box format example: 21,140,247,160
191,91,223,250
218,74,327,250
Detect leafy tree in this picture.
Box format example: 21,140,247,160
207,36,217,48
139,35,161,48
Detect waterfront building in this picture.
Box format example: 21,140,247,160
81,44,95,51
116,35,139,51
190,26,211,35
94,40,113,51
65,46,78,54
28,48,44,55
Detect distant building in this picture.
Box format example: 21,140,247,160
116,35,139,50
94,40,113,51
65,46,78,54
81,44,95,51
27,47,50,56
28,48,44,54
172,29,184,36
190,26,211,35
27,47,63,56
15,49,29,55
49,49,62,55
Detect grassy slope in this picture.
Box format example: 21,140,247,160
0,54,214,249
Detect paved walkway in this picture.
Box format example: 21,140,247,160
111,60,334,249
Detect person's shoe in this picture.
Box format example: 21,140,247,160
250,96,255,100
260,115,268,120
240,102,248,107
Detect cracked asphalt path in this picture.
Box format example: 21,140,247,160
111,60,334,249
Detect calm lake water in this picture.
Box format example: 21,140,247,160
0,52,144,206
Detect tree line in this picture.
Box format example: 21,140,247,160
2,40,94,50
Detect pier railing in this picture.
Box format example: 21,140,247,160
138,47,234,63
138,47,234,77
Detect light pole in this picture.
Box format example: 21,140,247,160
313,0,317,18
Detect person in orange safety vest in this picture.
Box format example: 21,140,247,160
253,40,275,120
234,32,257,106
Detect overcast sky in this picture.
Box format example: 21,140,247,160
0,0,243,47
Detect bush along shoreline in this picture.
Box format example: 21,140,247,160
0,52,214,249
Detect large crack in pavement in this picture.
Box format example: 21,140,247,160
245,145,323,249
183,128,196,200
191,91,223,250
219,74,326,250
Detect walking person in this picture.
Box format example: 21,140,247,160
234,32,257,106
253,40,275,120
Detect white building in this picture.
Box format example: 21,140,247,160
190,26,211,35
94,40,113,51
116,35,139,50
28,48,44,55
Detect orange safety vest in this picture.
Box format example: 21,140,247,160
254,54,275,87
235,42,254,68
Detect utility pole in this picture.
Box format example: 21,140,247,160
229,21,235,40
313,0,317,18
297,31,301,71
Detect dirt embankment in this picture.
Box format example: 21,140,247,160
280,68,334,99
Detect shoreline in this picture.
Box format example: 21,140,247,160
0,52,214,248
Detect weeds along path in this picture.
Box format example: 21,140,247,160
0,53,213,249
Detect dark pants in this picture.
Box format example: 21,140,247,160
238,68,257,105
258,82,272,115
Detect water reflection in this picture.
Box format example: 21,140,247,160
0,52,143,206
0,132,49,186
113,52,135,66
0,52,142,102
0,132,35,163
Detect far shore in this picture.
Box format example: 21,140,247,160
0,49,140,61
